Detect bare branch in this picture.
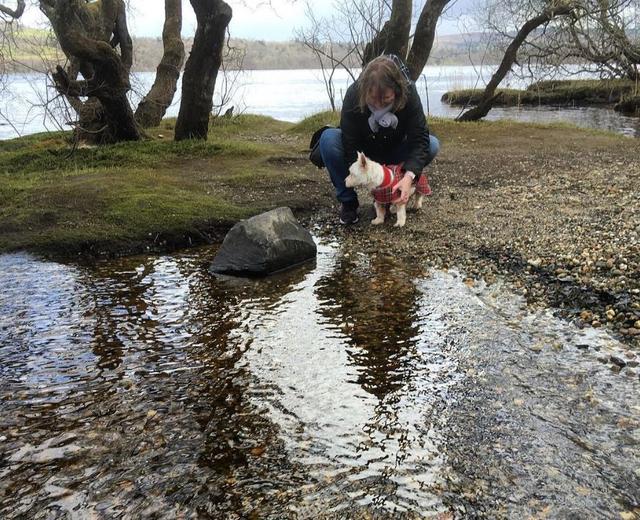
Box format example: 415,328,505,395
0,0,25,19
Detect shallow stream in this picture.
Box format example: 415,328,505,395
0,242,638,518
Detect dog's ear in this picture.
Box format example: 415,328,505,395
358,151,367,168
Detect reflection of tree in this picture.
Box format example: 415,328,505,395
83,256,157,372
176,257,316,514
315,252,423,400
314,250,426,508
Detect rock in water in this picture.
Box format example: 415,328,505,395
210,207,317,276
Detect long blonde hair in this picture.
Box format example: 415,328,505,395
357,56,409,113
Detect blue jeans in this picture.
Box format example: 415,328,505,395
319,128,441,204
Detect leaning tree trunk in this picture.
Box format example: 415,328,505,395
41,0,140,143
362,0,412,66
406,0,452,81
457,3,575,122
134,0,184,128
174,0,232,141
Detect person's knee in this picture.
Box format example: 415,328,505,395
319,128,343,161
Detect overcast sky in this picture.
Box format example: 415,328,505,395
19,0,472,40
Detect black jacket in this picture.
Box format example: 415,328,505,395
340,81,430,179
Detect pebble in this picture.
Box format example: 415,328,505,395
628,328,640,336
0,435,6,442
610,356,627,368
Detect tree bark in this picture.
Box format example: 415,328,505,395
406,0,452,81
41,0,139,143
174,0,232,141
362,0,412,65
457,3,575,122
134,0,184,128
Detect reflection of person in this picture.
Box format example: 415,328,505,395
319,56,440,225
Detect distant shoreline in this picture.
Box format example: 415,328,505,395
6,30,497,73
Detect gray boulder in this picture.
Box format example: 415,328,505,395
210,207,317,276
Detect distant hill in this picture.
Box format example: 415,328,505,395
136,32,497,71
5,28,496,74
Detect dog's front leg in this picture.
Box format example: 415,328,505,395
371,202,386,225
394,204,408,227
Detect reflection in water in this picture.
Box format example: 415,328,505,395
313,252,450,513
239,245,457,516
0,247,638,518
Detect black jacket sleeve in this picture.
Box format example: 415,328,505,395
339,83,362,172
403,85,430,179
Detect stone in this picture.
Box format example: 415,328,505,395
610,355,627,368
210,207,317,276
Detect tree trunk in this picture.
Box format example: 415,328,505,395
42,0,140,143
457,3,575,122
134,0,185,128
362,0,412,66
174,0,232,141
406,0,452,81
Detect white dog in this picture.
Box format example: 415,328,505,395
345,152,431,227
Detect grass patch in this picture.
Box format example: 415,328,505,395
430,115,628,139
0,114,321,257
289,111,340,136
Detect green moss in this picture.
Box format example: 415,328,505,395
0,116,309,256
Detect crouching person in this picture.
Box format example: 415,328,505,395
319,55,440,225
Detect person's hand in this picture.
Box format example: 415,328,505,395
391,173,414,204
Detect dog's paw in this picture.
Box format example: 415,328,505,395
393,221,406,228
371,218,384,225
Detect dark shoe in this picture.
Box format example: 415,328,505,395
339,201,359,225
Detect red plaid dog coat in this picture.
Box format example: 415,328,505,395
371,164,432,204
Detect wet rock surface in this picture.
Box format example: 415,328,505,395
210,207,316,276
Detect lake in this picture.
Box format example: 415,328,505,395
1,66,640,140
